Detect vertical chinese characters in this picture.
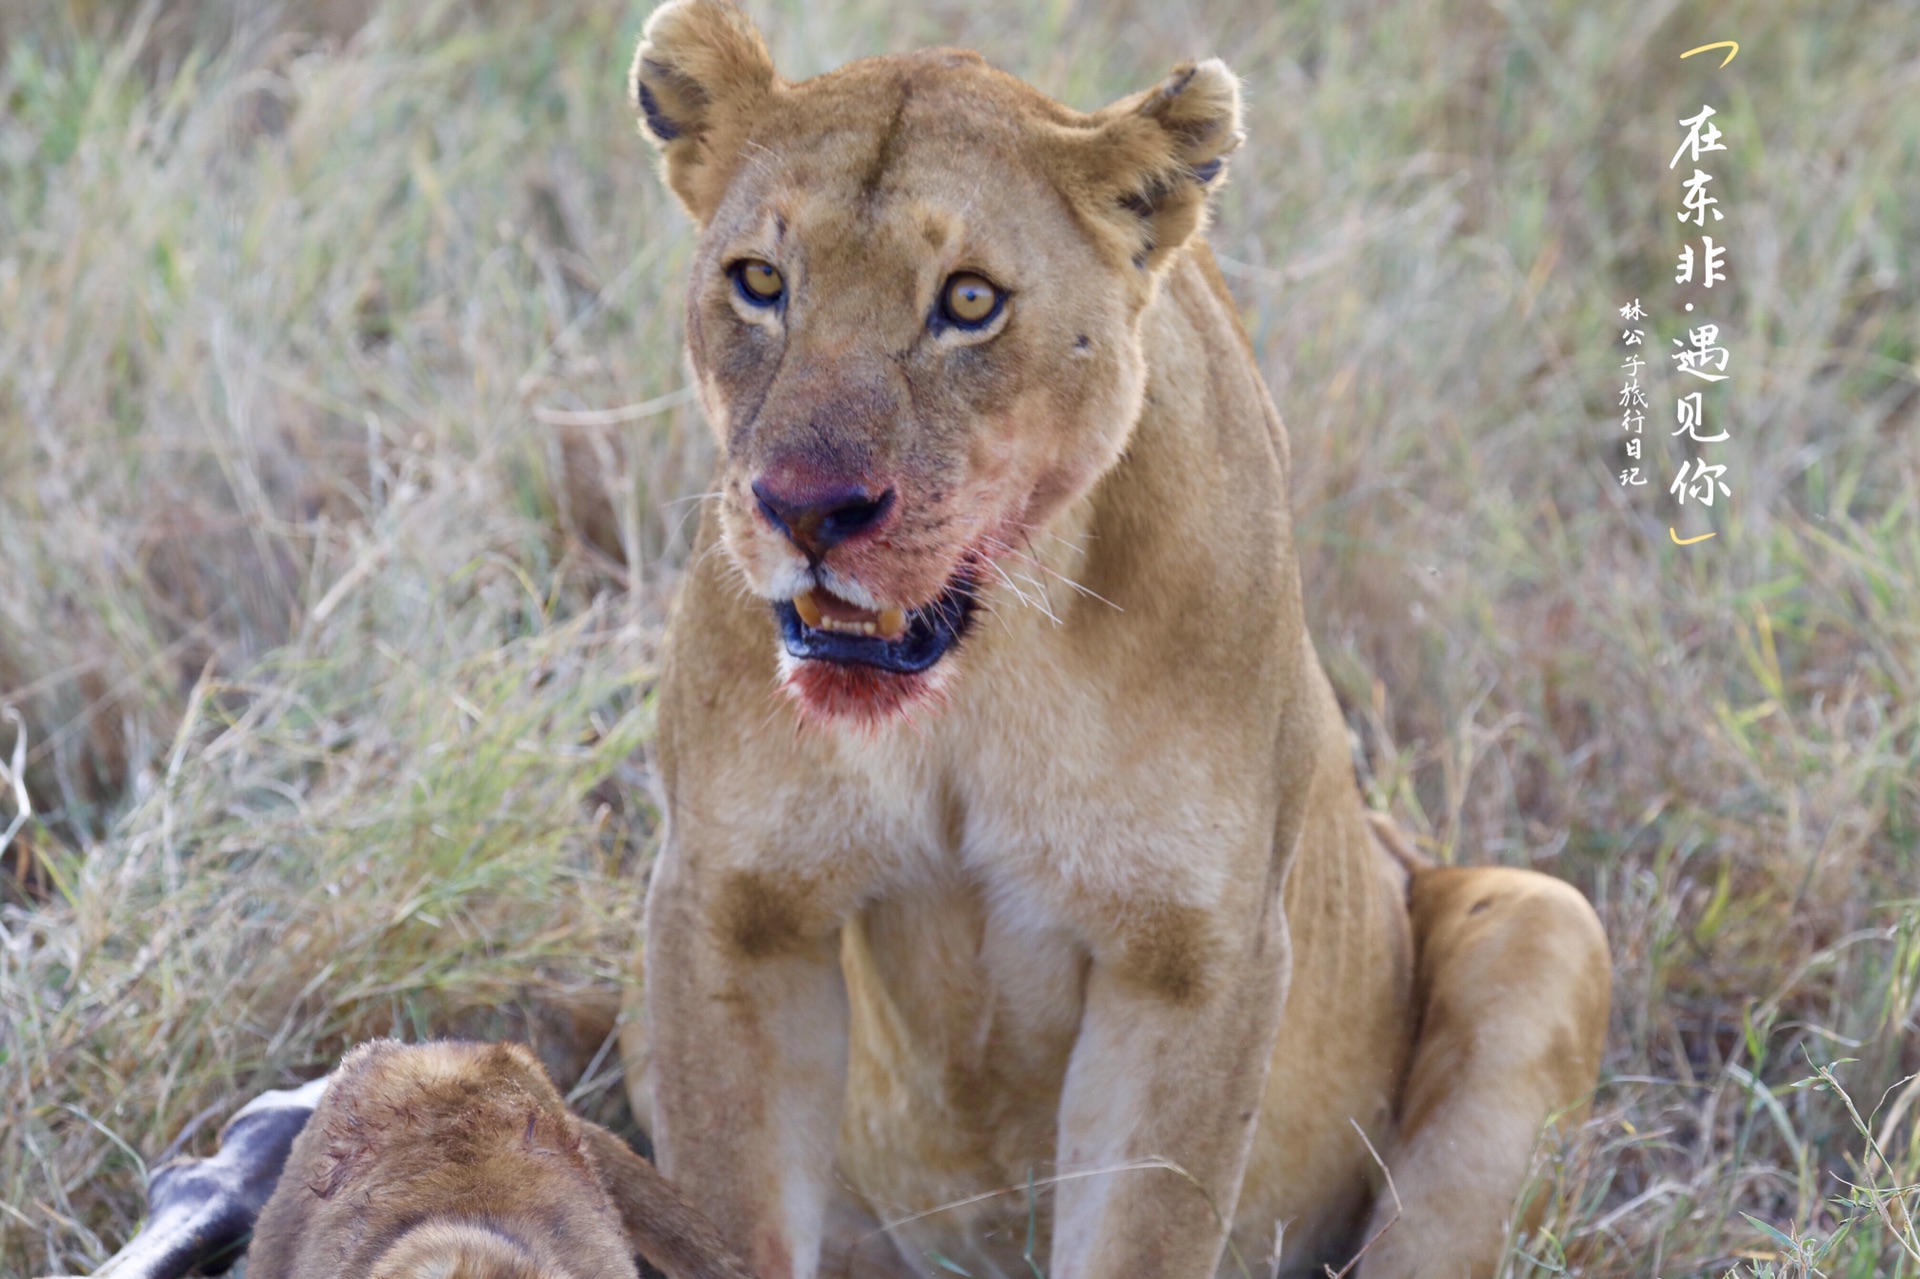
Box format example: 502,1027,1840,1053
1668,103,1734,513
1618,298,1649,487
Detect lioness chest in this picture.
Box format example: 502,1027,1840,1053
736,611,1414,1266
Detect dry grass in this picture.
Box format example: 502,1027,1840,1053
1,0,1916,1275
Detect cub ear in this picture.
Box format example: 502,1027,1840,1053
1078,59,1244,272
630,0,778,223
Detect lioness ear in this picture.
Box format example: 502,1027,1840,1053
1078,59,1244,272
630,0,778,223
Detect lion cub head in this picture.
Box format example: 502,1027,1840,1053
245,1040,752,1279
633,0,1241,722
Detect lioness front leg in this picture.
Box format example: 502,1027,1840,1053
1051,897,1290,1278
644,847,856,1279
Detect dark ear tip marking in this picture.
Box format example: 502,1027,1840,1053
637,80,680,141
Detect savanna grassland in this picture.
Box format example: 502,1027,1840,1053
1,1,1915,1276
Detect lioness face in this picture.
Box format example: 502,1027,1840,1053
634,2,1241,720
689,59,1148,718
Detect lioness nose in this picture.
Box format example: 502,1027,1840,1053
752,479,895,560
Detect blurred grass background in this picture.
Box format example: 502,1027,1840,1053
0,0,1915,1275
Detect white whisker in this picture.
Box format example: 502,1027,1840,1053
981,555,1052,623
1012,567,1061,625
980,533,1109,619
670,492,726,544
1004,529,1122,613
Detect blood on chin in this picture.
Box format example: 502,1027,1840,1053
780,658,948,728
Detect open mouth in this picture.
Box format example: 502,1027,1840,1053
773,575,978,674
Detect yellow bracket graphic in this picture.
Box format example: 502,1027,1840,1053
1680,41,1739,68
1670,527,1718,546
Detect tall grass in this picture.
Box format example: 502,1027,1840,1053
1,1,1915,1276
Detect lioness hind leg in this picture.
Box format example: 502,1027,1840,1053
1356,866,1610,1279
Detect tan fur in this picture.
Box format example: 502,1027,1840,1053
246,1040,752,1279
624,5,1612,1276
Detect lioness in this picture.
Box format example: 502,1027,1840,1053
622,4,1611,1277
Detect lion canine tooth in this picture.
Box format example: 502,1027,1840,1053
877,607,907,640
794,590,824,628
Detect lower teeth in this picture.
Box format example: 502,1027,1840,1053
792,589,907,641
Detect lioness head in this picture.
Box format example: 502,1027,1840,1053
633,0,1241,721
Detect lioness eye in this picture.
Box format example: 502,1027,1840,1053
734,260,784,306
940,273,1002,329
